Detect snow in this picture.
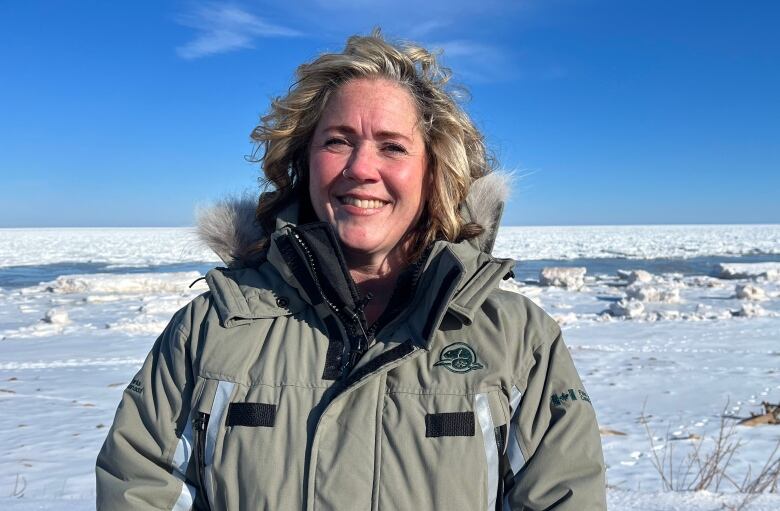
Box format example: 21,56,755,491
607,490,780,510
1,225,780,510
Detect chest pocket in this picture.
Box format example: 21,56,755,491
191,378,280,511
379,386,510,511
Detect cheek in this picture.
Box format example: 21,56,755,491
309,152,341,186
404,164,428,215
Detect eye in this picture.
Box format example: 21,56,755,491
383,142,407,154
324,137,349,147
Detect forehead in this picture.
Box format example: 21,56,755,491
318,78,421,132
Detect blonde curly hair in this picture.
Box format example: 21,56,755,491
249,29,495,262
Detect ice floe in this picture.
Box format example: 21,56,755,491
625,284,682,303
539,267,587,289
552,312,579,326
0,227,218,268
716,262,780,280
617,269,653,284
735,283,767,301
732,302,767,317
494,224,780,260
43,308,69,325
608,298,645,318
45,272,204,295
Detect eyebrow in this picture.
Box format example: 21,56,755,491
322,125,413,143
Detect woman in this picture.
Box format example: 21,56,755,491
97,32,606,510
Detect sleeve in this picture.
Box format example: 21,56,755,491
95,306,199,510
503,327,607,510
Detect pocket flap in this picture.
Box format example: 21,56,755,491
425,411,475,437
226,402,277,427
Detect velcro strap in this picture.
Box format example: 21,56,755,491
226,403,276,427
425,411,475,437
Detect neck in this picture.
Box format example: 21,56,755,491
343,248,406,326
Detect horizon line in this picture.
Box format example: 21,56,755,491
2,222,780,230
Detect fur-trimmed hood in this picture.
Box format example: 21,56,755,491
197,173,511,268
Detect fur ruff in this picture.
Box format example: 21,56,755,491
197,173,510,267
196,194,266,268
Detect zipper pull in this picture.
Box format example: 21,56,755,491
193,412,208,431
348,350,362,370
356,292,374,312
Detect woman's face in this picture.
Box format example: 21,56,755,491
308,78,428,264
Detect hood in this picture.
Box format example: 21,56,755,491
197,172,511,268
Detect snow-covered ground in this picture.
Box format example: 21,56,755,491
1,225,779,509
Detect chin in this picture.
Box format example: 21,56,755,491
337,235,381,255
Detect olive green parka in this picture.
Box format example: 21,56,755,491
96,175,606,510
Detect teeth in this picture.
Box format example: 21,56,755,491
340,197,386,209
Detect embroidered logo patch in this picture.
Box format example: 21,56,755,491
550,388,591,407
434,342,484,373
127,378,143,395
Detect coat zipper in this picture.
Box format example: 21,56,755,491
193,412,213,511
290,231,370,373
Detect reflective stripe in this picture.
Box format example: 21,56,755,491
170,414,196,510
172,417,194,476
509,385,523,414
507,385,525,476
205,380,235,506
507,434,525,477
172,482,196,511
503,386,525,510
475,392,498,511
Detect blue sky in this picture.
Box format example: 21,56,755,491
1,0,778,227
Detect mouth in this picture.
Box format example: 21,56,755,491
337,196,390,210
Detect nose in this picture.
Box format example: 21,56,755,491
344,143,380,182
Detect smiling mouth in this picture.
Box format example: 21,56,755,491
338,196,389,209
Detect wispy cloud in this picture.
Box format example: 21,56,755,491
176,3,301,60
405,20,450,39
427,39,515,83
430,40,493,58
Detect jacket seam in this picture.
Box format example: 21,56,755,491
519,324,561,389
385,385,502,396
512,328,564,465
198,375,333,390
200,372,248,385
159,322,195,511
221,272,253,318
370,373,386,511
260,382,332,390
529,323,562,354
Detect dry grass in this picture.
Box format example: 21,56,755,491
640,402,779,510
9,473,26,498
